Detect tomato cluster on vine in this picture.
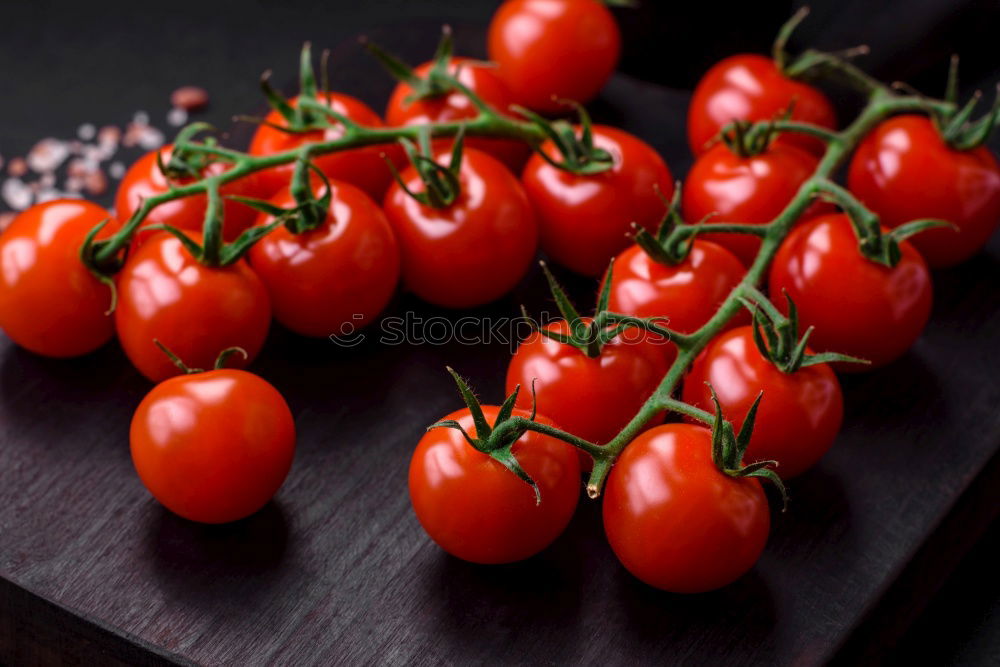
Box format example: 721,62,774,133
0,1,997,594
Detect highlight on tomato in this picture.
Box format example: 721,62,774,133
768,213,933,370
409,372,581,564
130,349,295,524
521,122,673,277
0,199,119,358
847,114,1000,268
381,140,537,308
247,179,399,338
488,0,621,113
115,231,271,383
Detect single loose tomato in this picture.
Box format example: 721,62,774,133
602,241,748,338
522,125,673,276
409,405,581,564
688,54,836,157
115,145,262,246
386,57,530,172
115,231,271,382
769,213,932,369
131,368,295,524
847,114,1000,268
382,147,537,308
683,326,843,478
682,142,833,266
0,200,118,357
603,423,770,593
506,318,672,452
248,92,403,201
247,180,399,338
488,0,620,113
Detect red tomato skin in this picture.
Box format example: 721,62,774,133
0,200,118,358
248,92,404,202
130,369,295,524
682,326,843,478
382,147,537,308
115,232,271,382
847,114,1000,268
115,145,262,246
409,406,581,564
487,0,620,113
522,125,674,276
505,318,672,466
386,58,531,172
768,213,933,370
688,54,836,157
603,241,749,340
247,181,399,338
603,423,770,593
682,142,834,266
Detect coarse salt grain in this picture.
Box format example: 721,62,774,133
84,169,108,196
171,86,209,111
27,138,70,173
2,179,33,210
7,158,27,178
167,108,189,127
77,123,96,141
109,161,126,179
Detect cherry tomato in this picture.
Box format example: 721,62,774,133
115,231,271,382
386,57,530,172
603,241,748,339
131,368,295,524
382,147,537,308
247,181,399,338
768,213,933,370
0,200,118,358
847,114,1000,268
603,423,770,593
115,145,262,246
688,54,836,157
506,318,672,465
522,125,673,276
682,142,833,266
248,92,404,201
488,0,620,113
683,326,843,478
409,405,581,564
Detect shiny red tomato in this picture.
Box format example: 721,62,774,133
506,318,671,458
602,240,748,338
382,147,537,308
488,0,620,113
847,114,1000,268
603,423,770,593
409,405,581,564
682,142,833,266
115,232,271,382
683,326,843,478
0,200,118,358
688,54,836,157
247,181,399,338
131,368,295,523
386,57,530,172
769,213,933,370
248,92,404,201
522,125,673,276
116,145,262,246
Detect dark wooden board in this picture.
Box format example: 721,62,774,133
2,2,999,665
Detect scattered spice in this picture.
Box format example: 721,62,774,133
171,86,209,111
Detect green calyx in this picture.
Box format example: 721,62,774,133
428,367,543,503
387,125,465,208
79,219,123,316
719,118,779,158
632,185,699,265
229,155,334,235
706,384,787,510
160,122,223,180
934,56,1000,151
154,339,248,375
365,26,464,104
739,286,868,373
515,102,614,175
258,42,332,133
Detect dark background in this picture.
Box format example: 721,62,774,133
1,1,999,665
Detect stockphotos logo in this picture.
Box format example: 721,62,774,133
329,312,673,352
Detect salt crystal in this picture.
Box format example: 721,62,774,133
65,176,84,193
137,125,165,150
133,111,150,125
7,158,27,178
167,108,189,127
2,179,33,210
109,161,126,179
98,125,121,148
39,173,56,188
27,138,70,173
77,123,96,141
171,86,209,111
84,169,108,196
